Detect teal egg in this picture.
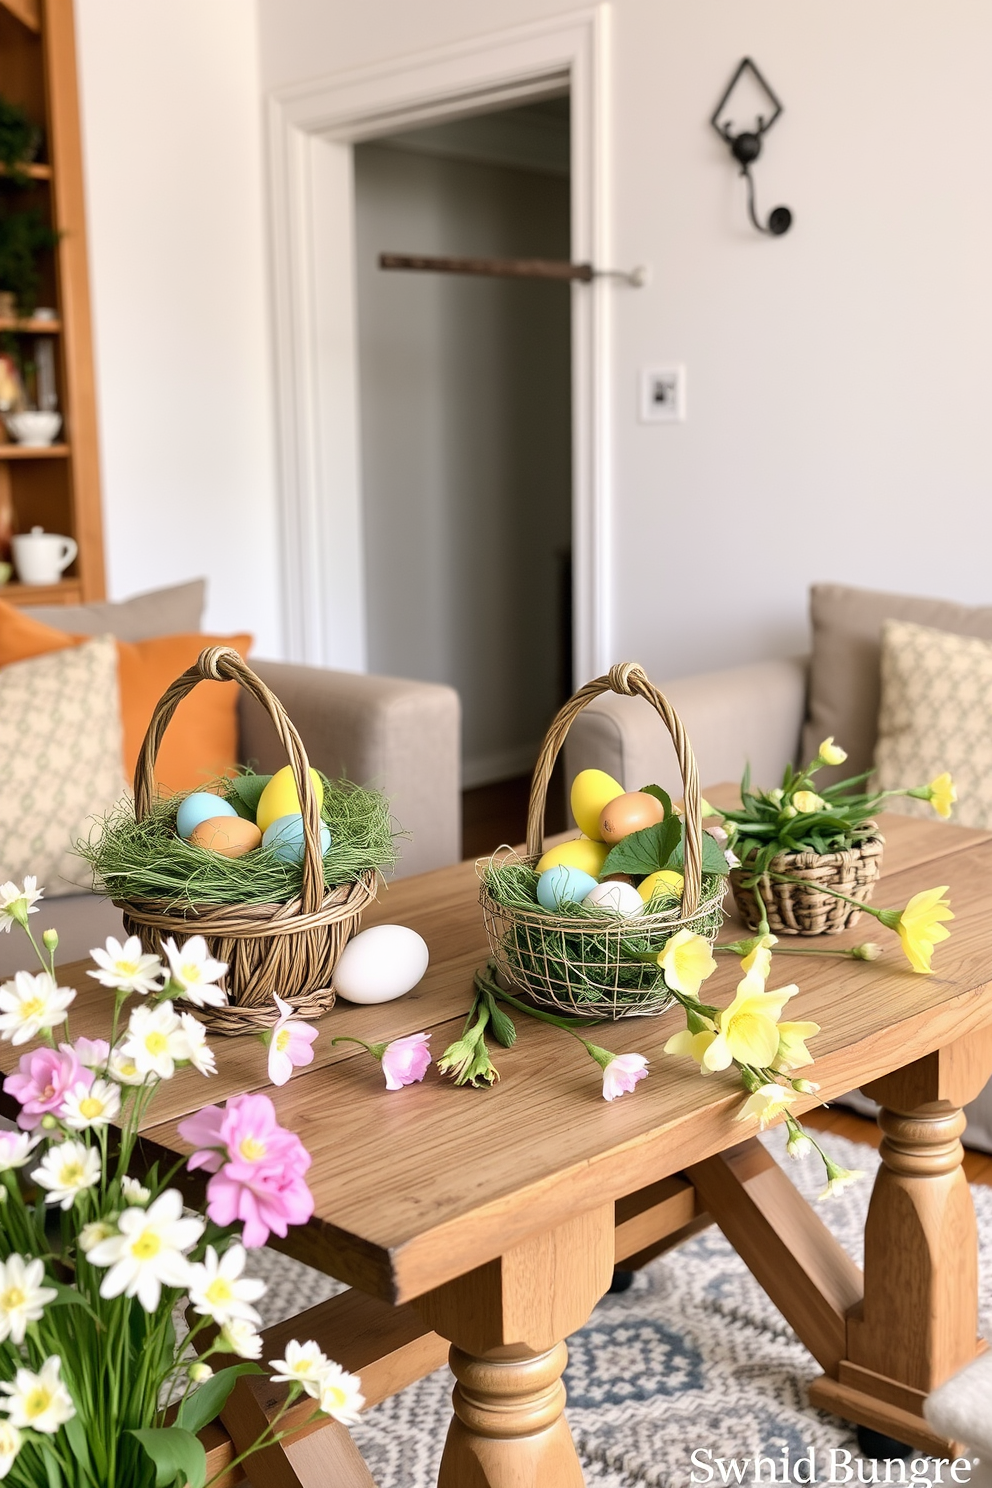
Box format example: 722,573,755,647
262,812,332,864
177,792,238,840
536,865,597,911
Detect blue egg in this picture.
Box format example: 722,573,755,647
177,792,238,840
262,812,332,865
536,865,598,911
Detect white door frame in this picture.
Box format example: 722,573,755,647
266,5,614,682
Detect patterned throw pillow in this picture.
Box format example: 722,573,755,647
0,635,125,896
873,618,992,828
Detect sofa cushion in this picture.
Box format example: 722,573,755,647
873,619,992,829
801,583,992,781
0,636,125,897
20,577,205,640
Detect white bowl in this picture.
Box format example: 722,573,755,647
4,411,62,447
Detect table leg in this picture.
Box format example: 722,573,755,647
414,1204,615,1488
809,1027,992,1453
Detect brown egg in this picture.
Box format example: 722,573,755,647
599,791,666,844
602,872,636,886
188,816,262,858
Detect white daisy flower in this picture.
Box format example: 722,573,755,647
0,1255,57,1345
79,1217,118,1254
0,877,42,933
31,1141,101,1210
60,1078,121,1132
177,1013,216,1077
88,936,164,997
86,1189,203,1313
317,1362,364,1424
119,1001,190,1080
217,1319,262,1360
0,971,75,1045
0,1419,22,1477
269,1338,333,1396
107,1048,146,1087
188,1244,265,1327
162,936,228,1009
0,1131,42,1172
120,1176,150,1206
0,1356,75,1434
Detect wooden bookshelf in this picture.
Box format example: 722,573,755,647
0,0,105,606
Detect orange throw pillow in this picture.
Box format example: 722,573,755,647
0,600,252,793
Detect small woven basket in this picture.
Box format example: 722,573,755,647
479,662,727,1020
116,646,376,1035
730,831,884,936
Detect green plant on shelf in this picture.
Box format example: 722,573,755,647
0,205,59,318
0,94,41,184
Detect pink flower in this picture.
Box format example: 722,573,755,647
267,995,319,1087
73,1037,110,1071
179,1093,314,1248
379,1033,431,1091
601,1053,649,1102
3,1045,92,1130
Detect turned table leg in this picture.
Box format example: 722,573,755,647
414,1205,615,1488
809,1027,992,1454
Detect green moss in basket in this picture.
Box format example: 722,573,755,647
77,768,397,910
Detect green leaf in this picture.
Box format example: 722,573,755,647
223,772,272,820
670,830,731,877
176,1363,265,1440
601,817,682,877
130,1427,207,1488
483,995,517,1049
639,784,673,819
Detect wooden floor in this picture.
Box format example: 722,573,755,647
806,1106,992,1186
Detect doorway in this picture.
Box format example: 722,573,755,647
353,97,573,792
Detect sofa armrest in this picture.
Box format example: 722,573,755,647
240,662,461,878
563,657,810,805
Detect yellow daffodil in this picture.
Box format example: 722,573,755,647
663,1026,718,1071
792,790,827,814
817,737,847,767
740,934,778,980
927,772,956,820
735,1081,798,1130
657,930,717,999
877,887,953,974
701,976,797,1072
772,1019,821,1072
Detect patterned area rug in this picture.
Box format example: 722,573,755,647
251,1131,992,1488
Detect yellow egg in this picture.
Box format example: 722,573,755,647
638,869,685,904
536,837,610,878
189,816,262,858
256,765,325,835
570,769,624,840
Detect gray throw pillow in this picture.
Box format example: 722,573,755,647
21,577,206,642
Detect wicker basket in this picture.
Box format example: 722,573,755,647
729,831,884,936
479,662,727,1020
116,646,377,1035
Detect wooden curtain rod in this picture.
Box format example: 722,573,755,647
379,253,646,286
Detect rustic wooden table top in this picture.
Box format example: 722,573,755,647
8,796,992,1310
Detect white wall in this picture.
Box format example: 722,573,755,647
258,0,992,686
75,0,281,656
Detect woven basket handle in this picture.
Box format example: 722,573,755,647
526,661,704,916
132,646,326,916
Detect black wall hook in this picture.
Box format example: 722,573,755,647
711,58,792,236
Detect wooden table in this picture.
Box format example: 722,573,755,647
5,805,992,1485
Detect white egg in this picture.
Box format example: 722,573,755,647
332,924,430,1004
582,880,645,918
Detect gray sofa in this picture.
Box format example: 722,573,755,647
563,581,992,1153
0,579,460,974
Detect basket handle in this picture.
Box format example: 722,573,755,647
132,647,326,916
526,661,704,916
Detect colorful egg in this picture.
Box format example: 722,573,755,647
536,865,598,911
332,924,430,1004
599,791,666,844
582,880,645,917
570,769,624,840
638,869,685,905
177,792,237,841
188,816,262,858
256,765,325,835
535,838,609,879
261,812,332,864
